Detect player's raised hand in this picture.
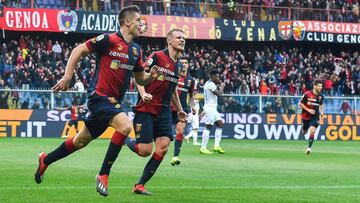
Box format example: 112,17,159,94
177,111,188,123
51,77,71,92
308,109,316,115
149,65,160,79
141,93,153,103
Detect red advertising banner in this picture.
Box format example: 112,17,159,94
300,21,360,34
142,15,215,40
0,7,60,32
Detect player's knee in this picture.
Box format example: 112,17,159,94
116,124,132,136
156,145,169,156
73,140,88,149
138,146,152,157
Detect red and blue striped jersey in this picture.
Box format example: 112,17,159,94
85,32,143,103
170,75,195,113
135,49,181,115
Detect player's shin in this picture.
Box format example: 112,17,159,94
214,128,223,148
174,133,183,156
138,152,164,185
99,131,127,176
201,128,210,149
44,137,79,165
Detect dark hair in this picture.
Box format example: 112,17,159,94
209,69,219,76
118,5,141,26
313,79,322,86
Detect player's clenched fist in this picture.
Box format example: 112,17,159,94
177,111,187,123
149,65,161,79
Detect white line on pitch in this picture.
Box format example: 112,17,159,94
1,185,360,190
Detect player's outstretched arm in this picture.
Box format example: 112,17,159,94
133,65,160,86
319,104,324,116
51,43,90,92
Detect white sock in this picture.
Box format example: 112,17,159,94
193,129,198,143
214,128,223,148
185,131,193,139
201,128,210,149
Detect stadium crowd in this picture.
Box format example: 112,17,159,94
1,35,360,97
1,0,359,22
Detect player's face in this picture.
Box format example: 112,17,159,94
169,31,186,52
314,84,323,94
128,12,142,38
212,73,221,84
180,59,189,76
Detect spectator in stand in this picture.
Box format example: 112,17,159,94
340,100,352,114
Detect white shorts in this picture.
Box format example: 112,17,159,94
190,114,199,129
203,107,221,125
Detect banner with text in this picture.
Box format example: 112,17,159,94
1,110,359,141
74,11,215,39
215,19,281,41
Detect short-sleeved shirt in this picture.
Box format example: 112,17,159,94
204,80,218,109
300,90,324,120
135,49,181,115
85,32,143,103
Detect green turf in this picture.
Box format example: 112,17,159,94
0,138,360,203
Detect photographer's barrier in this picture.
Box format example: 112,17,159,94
0,110,359,141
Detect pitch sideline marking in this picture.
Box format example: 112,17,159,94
1,185,360,190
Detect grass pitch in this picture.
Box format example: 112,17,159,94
0,138,360,203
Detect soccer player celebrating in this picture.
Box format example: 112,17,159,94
170,58,196,166
34,6,159,197
299,79,324,155
122,28,187,195
200,70,225,154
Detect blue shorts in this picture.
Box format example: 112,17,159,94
84,93,124,139
302,118,319,133
171,111,179,125
68,120,78,129
133,108,173,144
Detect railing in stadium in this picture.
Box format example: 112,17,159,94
0,89,358,114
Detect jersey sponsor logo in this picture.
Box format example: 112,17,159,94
110,60,134,70
157,75,178,83
157,66,175,76
109,51,129,59
307,102,320,106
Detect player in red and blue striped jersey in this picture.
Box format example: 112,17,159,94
169,58,196,166
299,80,324,155
34,6,159,197
121,28,187,195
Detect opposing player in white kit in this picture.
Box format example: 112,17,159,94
184,98,201,145
200,70,225,154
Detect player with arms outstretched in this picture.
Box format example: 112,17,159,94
34,6,159,197
299,80,324,155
